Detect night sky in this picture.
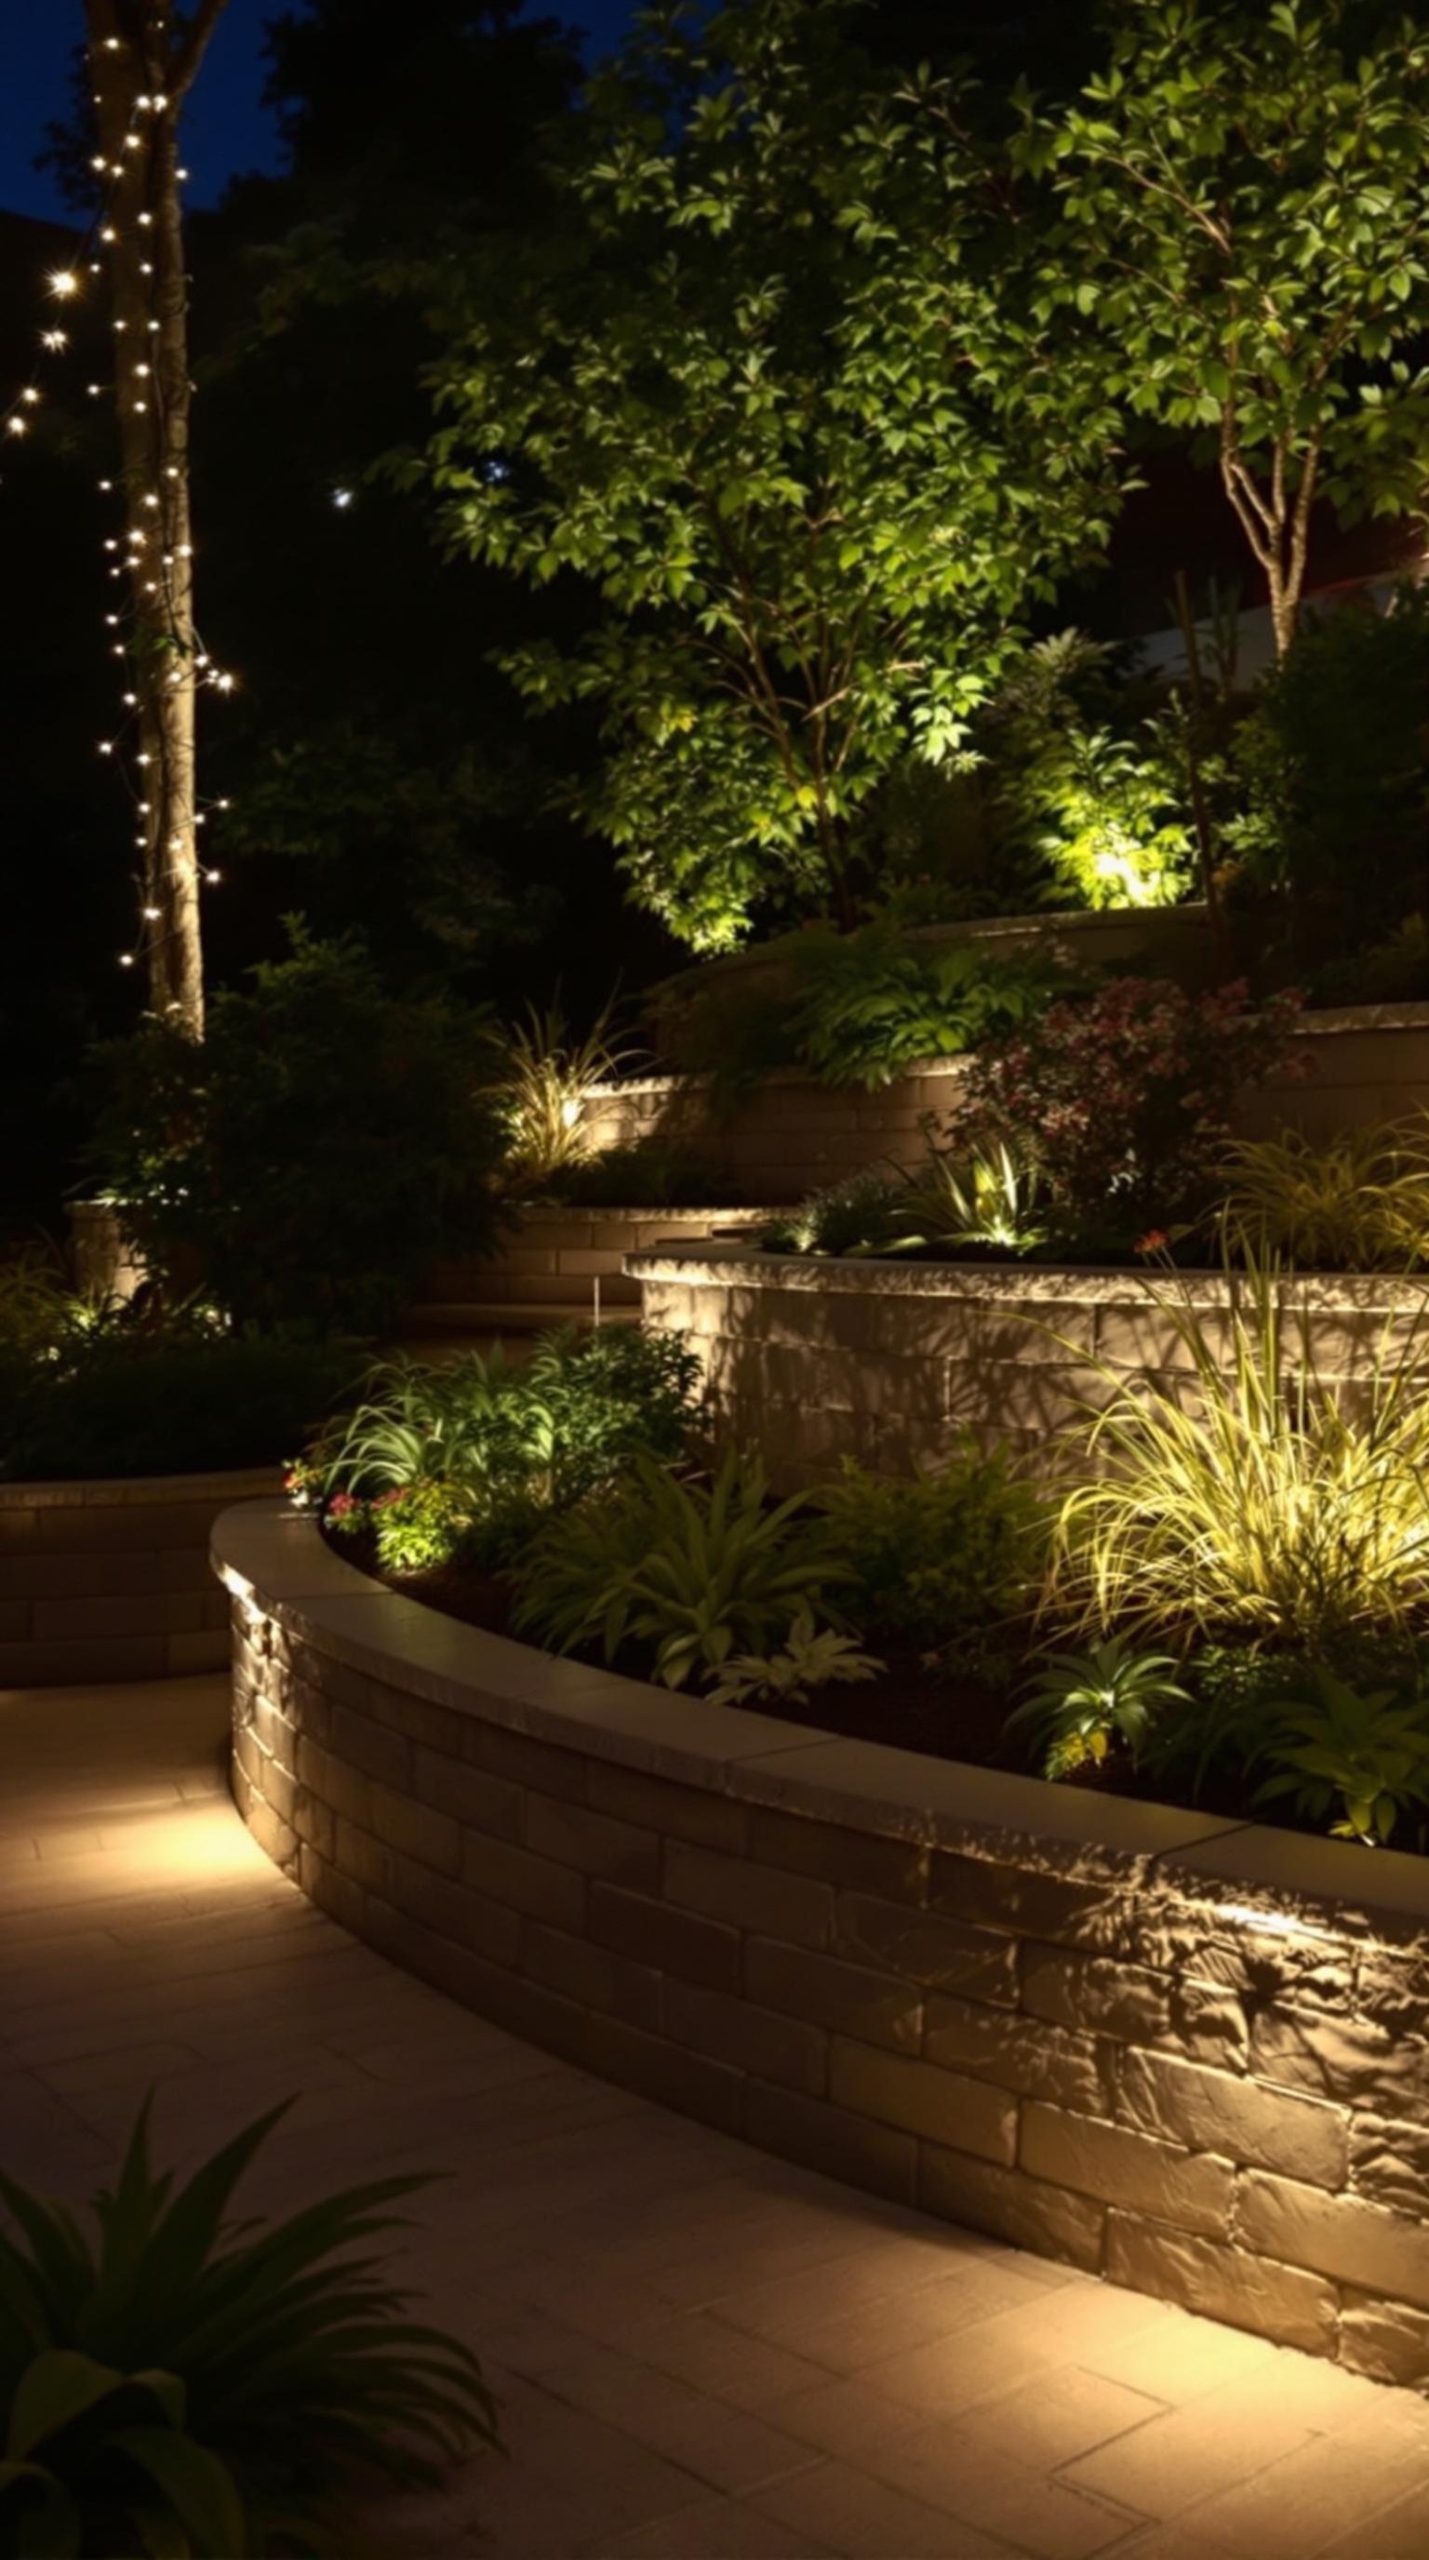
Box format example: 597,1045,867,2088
0,0,641,223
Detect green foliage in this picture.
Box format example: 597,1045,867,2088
0,1302,357,1485
427,0,1122,947
1050,1248,1429,1652
706,1607,884,1709
784,926,1068,1091
1255,1667,1429,1846
1009,1637,1190,1780
982,631,1194,909
883,1143,1048,1255
1219,1123,1429,1272
0,2097,499,2557
540,1138,740,1210
93,929,508,1336
1020,6,1429,648
314,1326,703,1567
820,1445,1045,1654
512,1449,849,1689
1224,591,1429,952
497,995,636,1189
762,1170,909,1259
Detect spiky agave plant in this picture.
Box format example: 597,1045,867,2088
1047,1247,1429,1654
0,2098,500,2557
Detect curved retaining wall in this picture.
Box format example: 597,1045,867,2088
627,1247,1429,1485
219,1497,1429,2391
0,1467,278,1685
422,1205,777,1330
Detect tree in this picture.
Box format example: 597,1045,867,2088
86,0,229,1033
427,0,1124,951
1019,0,1429,658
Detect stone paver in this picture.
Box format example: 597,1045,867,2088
2,1673,1427,2560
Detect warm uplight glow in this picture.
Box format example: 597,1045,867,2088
48,269,79,299
1214,1899,1341,1944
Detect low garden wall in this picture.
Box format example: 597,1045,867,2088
218,1495,1429,2391
627,1245,1429,1484
582,1002,1429,1205
0,1467,278,1686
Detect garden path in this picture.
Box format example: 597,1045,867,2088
2,1673,1427,2560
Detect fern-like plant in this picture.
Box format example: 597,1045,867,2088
0,2097,499,2557
706,1608,884,1707
513,1450,849,1688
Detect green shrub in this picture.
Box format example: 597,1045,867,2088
92,928,509,1335
0,2097,499,2558
1049,1248,1429,1652
981,630,1194,910
513,1449,848,1689
706,1608,884,1709
1008,1637,1190,1780
820,1445,1045,1655
1254,1667,1429,1847
0,1317,359,1484
762,1169,908,1259
1225,587,1429,959
314,1326,703,1568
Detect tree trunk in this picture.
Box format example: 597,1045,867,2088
86,0,226,1037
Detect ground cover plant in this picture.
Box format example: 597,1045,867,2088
0,2096,499,2558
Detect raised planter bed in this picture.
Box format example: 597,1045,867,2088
0,1467,279,1686
217,1494,1429,2390
626,1243,1429,1485
578,1002,1429,1206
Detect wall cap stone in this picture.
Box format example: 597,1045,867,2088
625,1242,1429,1314
0,1465,280,1511
214,1498,1429,1946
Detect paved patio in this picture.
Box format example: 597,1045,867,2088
2,1675,1427,2558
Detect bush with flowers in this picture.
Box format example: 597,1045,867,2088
946,976,1303,1247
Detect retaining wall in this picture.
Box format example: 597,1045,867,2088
628,1246,1429,1485
581,1005,1429,1206
0,1467,278,1685
219,1497,1429,2392
428,1206,775,1318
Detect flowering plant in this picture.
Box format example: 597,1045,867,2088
949,977,1302,1237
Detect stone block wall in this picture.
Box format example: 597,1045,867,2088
0,1468,277,1684
221,1499,1429,2392
629,1249,1429,1485
577,1006,1429,1209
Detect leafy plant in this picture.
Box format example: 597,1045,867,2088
0,2096,499,2557
1049,1247,1429,1653
951,976,1301,1236
0,1313,358,1486
820,1445,1045,1654
513,1449,848,1688
762,1170,909,1260
313,1327,702,1565
884,1143,1047,1255
706,1607,884,1709
1254,1667,1429,1846
1219,1122,1429,1272
93,927,509,1336
983,630,1194,910
1009,1636,1190,1780
497,994,636,1187
785,925,1067,1091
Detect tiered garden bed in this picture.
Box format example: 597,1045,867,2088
218,1494,1429,2390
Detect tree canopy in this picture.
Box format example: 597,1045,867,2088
426,0,1125,950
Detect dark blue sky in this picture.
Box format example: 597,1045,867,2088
1,0,639,223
